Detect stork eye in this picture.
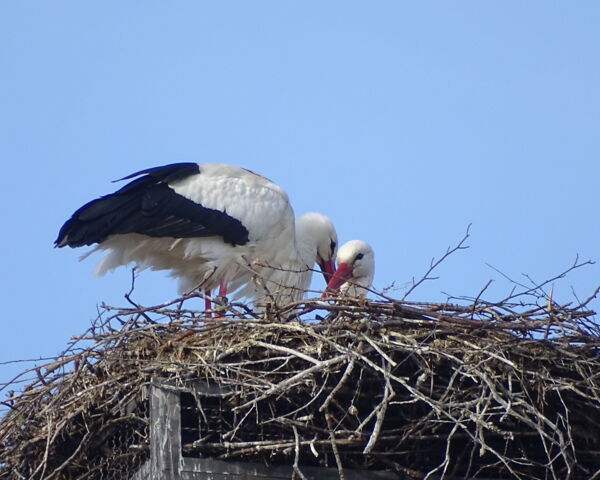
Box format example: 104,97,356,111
330,240,337,254
356,253,364,260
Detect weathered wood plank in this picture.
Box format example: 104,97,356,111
150,378,183,479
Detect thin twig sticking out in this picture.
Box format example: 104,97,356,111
402,224,471,300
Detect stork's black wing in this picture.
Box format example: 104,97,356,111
55,163,250,248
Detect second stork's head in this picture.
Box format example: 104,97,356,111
324,240,375,297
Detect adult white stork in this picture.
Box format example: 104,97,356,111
323,240,375,297
55,163,337,310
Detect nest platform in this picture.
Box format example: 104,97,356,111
1,293,599,480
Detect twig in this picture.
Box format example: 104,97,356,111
292,426,308,480
325,412,345,480
402,224,471,300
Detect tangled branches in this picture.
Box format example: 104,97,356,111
0,284,598,480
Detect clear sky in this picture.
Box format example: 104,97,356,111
1,2,598,398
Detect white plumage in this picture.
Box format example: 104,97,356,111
56,163,337,309
236,212,338,307
323,240,375,297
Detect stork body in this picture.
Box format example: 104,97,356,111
56,163,336,308
324,240,375,297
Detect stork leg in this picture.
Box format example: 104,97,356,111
203,282,227,327
204,288,212,314
215,281,228,318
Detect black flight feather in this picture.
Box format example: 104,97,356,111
55,163,250,248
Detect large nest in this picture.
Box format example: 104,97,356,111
1,279,599,480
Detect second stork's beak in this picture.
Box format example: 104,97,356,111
321,262,352,297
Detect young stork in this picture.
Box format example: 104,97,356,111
55,163,337,310
323,240,375,297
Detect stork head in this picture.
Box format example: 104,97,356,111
295,212,338,282
323,240,374,297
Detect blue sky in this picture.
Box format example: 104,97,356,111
1,2,598,399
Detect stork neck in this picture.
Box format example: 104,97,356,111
294,222,319,268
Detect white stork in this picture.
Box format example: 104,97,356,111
55,163,337,310
323,240,375,297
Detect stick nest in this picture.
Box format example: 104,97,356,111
1,292,599,480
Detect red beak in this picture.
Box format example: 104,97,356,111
321,262,352,297
318,257,336,284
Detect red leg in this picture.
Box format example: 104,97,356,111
215,281,228,317
204,288,212,314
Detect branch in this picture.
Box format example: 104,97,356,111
402,224,471,300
